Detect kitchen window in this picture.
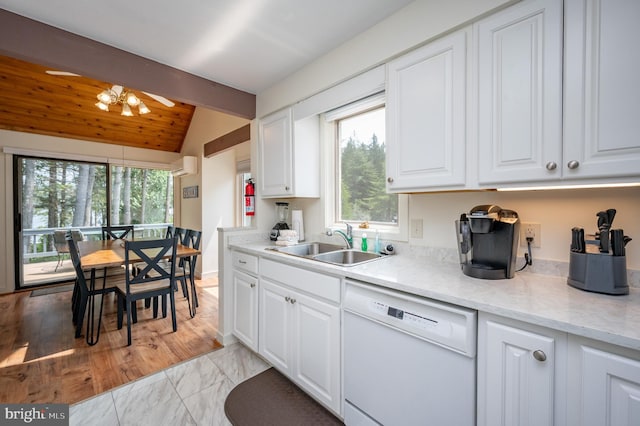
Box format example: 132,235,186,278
324,93,407,240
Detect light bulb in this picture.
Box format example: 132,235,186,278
121,104,133,116
97,89,113,104
95,101,109,111
138,101,150,114
126,92,140,106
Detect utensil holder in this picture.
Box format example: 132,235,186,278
567,251,628,295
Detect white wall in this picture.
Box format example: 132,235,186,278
179,107,250,278
0,129,180,294
253,0,640,272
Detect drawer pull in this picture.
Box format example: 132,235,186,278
285,296,290,302
290,298,296,304
250,283,256,288
533,350,547,362
238,260,247,264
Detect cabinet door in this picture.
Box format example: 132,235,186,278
564,0,640,179
258,279,292,374
232,270,258,351
386,29,467,191
570,337,640,426
259,108,293,197
476,0,563,185
291,291,340,413
478,316,560,426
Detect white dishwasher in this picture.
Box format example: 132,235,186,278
343,280,477,426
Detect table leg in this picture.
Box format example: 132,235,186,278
85,268,107,345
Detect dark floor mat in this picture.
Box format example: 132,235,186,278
224,367,344,426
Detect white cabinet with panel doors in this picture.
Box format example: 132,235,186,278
563,0,640,181
258,108,320,198
567,335,640,426
477,312,567,426
258,258,341,415
231,251,259,351
385,28,469,192
476,0,564,186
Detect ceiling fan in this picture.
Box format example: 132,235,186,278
45,70,176,109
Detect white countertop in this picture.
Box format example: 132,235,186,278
230,242,640,351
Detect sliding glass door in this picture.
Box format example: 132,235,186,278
14,156,108,288
13,156,175,289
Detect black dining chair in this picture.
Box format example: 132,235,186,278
116,237,178,346
101,225,135,240
68,236,122,344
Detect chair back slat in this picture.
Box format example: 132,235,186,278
165,225,175,239
174,227,187,245
67,236,88,293
102,225,135,241
124,238,177,291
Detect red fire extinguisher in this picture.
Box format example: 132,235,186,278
245,178,255,216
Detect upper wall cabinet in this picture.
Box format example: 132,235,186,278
563,0,640,180
386,29,468,192
476,0,563,185
258,108,320,198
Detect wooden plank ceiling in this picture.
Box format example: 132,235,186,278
0,55,195,153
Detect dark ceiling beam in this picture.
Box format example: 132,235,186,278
204,124,251,157
0,9,256,120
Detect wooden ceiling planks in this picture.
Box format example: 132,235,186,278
0,55,195,152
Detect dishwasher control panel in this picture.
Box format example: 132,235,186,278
370,300,438,331
345,280,477,357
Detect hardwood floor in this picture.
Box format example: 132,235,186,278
0,278,221,405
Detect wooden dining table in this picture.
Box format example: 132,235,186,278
77,239,201,345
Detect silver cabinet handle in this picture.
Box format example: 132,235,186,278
250,283,255,288
533,350,547,362
290,298,296,304
545,162,557,171
285,296,290,302
567,160,580,170
387,177,394,183
285,186,290,191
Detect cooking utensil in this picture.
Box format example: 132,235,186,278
611,229,624,256
596,211,610,253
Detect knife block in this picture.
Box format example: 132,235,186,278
567,251,628,295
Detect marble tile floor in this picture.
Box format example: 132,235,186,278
70,342,270,426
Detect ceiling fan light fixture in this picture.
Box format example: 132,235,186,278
138,101,151,115
121,104,133,117
95,101,109,111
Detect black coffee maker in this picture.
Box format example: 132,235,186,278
456,205,520,279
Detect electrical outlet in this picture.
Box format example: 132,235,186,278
520,222,541,248
410,219,423,239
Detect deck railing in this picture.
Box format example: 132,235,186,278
22,223,171,262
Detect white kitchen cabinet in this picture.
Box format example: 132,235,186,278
385,28,468,191
563,0,640,180
231,251,259,351
568,335,640,426
476,0,564,185
478,313,567,426
258,259,341,414
258,108,320,198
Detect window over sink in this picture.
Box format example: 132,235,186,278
324,93,408,240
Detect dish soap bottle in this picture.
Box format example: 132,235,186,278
361,233,368,252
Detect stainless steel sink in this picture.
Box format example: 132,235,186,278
270,242,345,256
312,249,383,266
268,242,385,266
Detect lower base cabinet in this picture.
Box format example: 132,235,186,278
567,335,640,426
258,259,341,415
477,313,567,426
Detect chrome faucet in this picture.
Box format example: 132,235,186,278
327,224,353,249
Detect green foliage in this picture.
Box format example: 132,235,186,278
340,133,397,223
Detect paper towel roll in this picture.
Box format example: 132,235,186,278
291,210,304,241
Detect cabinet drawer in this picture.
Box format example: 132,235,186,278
232,251,258,275
260,258,340,303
